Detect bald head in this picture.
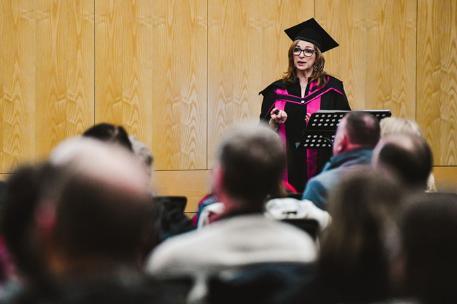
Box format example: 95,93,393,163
50,137,150,193
372,133,432,190
46,138,155,268
333,112,380,155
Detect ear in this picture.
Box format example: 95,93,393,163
339,133,349,152
333,133,349,155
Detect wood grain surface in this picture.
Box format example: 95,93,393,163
95,0,207,170
150,0,207,170
35,0,94,159
316,0,417,118
417,0,457,166
0,0,36,172
95,0,153,149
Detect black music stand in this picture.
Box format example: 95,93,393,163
302,110,391,148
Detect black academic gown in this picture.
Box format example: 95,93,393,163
260,75,350,193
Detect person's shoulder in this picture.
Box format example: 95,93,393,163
145,230,204,275
303,176,325,195
307,169,333,185
146,219,239,274
259,79,288,96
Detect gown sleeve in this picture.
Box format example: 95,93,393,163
259,83,276,123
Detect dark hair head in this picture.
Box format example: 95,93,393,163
318,169,406,302
375,134,432,190
1,162,61,280
401,192,457,303
82,123,133,152
344,111,380,148
217,122,286,208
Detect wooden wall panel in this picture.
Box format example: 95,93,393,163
35,0,94,159
150,0,207,170
207,0,314,167
95,0,207,171
434,167,457,190
153,170,211,212
0,0,36,172
95,0,153,148
417,0,457,166
316,0,416,117
1,0,93,173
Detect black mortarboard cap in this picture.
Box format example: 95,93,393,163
284,18,338,53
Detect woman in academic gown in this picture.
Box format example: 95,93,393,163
260,18,351,193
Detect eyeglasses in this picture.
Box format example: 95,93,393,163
293,47,316,57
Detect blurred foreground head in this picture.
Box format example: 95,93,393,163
380,117,422,137
2,162,60,284
44,138,156,277
373,133,432,190
400,192,457,304
214,122,286,211
317,169,406,302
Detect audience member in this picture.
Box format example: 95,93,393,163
302,169,407,304
83,125,192,241
302,111,380,209
82,123,133,152
380,117,436,192
1,163,61,301
193,179,294,229
196,195,330,242
146,122,317,301
46,138,156,276
372,133,433,191
2,138,183,303
399,192,457,304
380,117,422,136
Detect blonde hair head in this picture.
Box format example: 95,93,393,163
380,117,422,137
